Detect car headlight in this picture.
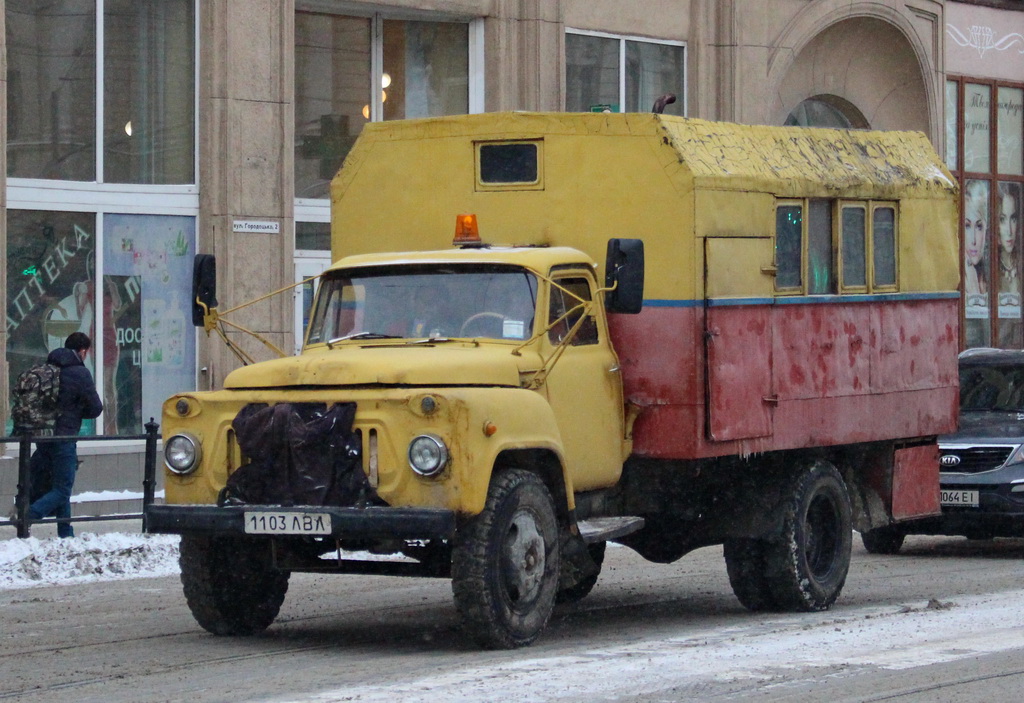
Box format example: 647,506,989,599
408,434,448,477
165,433,202,475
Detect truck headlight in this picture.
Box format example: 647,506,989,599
165,433,202,475
408,434,448,477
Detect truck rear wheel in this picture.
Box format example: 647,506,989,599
763,460,852,612
179,534,290,636
861,526,906,554
452,469,561,649
723,538,777,611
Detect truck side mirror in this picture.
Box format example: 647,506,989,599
192,254,218,326
605,239,644,314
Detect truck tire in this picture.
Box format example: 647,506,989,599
763,460,852,612
723,538,777,611
179,534,290,636
452,469,561,649
861,526,906,555
556,541,606,604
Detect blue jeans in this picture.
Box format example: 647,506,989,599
28,441,78,538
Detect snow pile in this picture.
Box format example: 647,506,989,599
0,532,180,590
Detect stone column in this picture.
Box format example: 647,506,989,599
198,0,295,389
487,0,564,111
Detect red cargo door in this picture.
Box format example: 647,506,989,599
704,237,774,441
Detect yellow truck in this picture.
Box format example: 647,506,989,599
147,112,960,648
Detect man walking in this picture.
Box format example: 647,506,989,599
26,332,103,538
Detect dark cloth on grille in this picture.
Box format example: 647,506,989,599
226,402,366,506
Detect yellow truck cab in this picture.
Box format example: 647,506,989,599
148,112,959,649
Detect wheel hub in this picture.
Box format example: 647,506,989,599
502,511,546,605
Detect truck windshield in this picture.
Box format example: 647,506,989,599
306,264,540,344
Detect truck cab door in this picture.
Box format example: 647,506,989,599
542,271,626,491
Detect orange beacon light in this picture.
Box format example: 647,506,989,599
453,214,483,247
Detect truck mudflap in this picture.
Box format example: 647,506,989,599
145,504,457,541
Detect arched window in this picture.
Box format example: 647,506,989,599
784,96,869,129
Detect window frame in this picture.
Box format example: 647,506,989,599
870,202,899,292
947,75,1024,349
773,200,805,294
564,28,687,115
547,271,600,346
838,201,869,294
5,0,201,442
773,198,899,296
474,140,545,192
293,8,485,228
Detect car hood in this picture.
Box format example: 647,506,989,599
224,343,528,389
940,410,1024,444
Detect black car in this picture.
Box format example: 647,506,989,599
861,348,1024,554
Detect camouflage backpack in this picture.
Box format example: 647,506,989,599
11,363,61,433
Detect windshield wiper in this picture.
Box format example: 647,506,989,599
409,337,456,344
326,332,399,348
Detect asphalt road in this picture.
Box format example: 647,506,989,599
2,535,1024,703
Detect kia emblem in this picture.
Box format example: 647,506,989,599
940,454,961,467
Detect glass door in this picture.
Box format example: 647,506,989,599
294,255,331,354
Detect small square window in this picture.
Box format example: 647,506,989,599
476,141,543,190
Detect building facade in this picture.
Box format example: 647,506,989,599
0,0,1021,450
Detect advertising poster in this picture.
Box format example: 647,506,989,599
5,212,97,435
103,214,195,433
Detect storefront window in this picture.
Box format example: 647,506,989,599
295,13,371,200
998,181,1023,347
566,33,618,113
295,12,471,201
383,21,468,121
101,215,195,433
946,81,959,171
964,179,992,347
949,76,1024,349
103,0,195,184
6,0,195,185
6,211,98,434
964,83,991,174
997,87,1023,176
566,32,685,116
6,0,97,181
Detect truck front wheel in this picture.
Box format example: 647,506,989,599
452,469,561,649
179,534,290,636
763,460,852,612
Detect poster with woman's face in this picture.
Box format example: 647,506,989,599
964,180,990,309
995,183,1019,309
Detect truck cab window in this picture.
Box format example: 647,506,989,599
548,277,599,345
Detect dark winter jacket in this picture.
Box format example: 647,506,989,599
47,347,103,437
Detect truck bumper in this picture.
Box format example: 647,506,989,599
145,504,457,541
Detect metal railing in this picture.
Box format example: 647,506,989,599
1,420,159,538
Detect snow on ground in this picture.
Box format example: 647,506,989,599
0,532,181,589
265,589,1024,703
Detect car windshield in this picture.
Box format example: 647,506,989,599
306,264,539,345
959,364,1024,412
